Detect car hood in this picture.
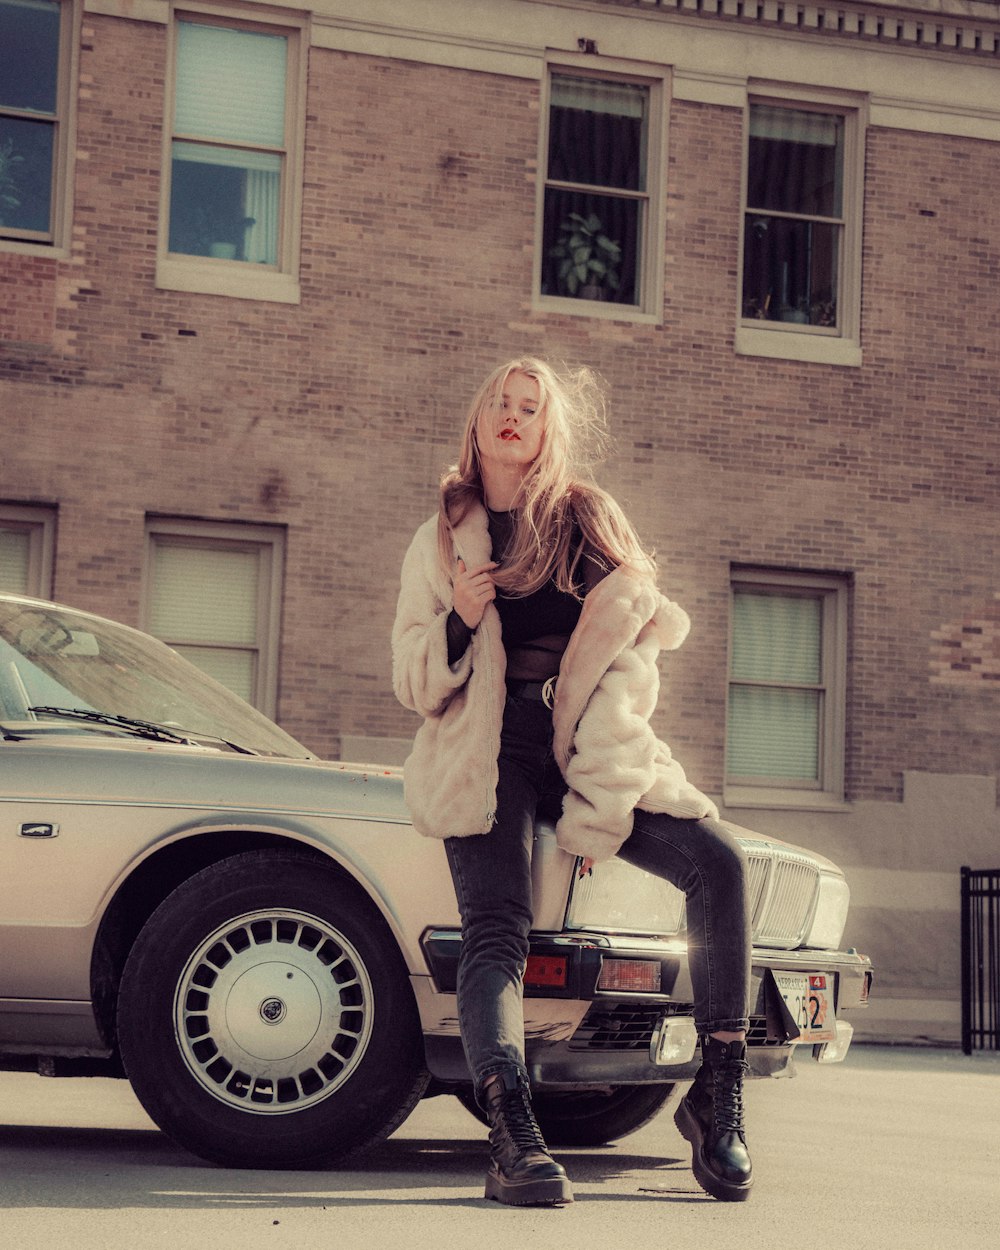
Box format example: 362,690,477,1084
2,734,412,826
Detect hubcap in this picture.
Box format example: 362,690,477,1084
173,909,375,1115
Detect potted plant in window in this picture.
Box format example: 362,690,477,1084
191,207,256,260
550,211,621,300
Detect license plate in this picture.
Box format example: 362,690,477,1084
771,971,837,1043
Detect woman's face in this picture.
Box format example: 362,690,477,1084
475,371,545,473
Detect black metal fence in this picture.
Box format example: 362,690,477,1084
961,867,1000,1053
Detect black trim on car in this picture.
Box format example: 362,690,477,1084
420,928,686,999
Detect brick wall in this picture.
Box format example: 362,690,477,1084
2,18,998,798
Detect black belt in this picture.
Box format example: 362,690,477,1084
506,677,558,708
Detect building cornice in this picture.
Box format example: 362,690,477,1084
583,0,1000,59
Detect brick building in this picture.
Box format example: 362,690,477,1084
2,0,999,1044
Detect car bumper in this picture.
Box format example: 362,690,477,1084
419,928,872,1086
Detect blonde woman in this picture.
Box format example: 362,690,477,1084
392,358,752,1206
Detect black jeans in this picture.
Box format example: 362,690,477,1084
444,689,752,1088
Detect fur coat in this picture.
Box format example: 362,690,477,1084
391,502,718,862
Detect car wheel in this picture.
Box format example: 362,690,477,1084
117,850,428,1168
456,1081,676,1147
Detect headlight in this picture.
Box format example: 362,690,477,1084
567,857,686,936
802,871,851,949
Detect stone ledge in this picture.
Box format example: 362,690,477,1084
598,0,1000,58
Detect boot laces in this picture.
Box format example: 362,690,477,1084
712,1056,748,1135
493,1085,549,1156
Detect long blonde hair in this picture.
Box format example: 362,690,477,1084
437,357,655,596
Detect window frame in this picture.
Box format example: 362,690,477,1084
0,0,78,255
534,55,668,324
0,503,57,596
156,2,307,304
724,567,849,811
142,517,285,718
735,85,867,368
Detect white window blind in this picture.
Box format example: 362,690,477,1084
0,529,30,592
171,140,281,174
148,542,260,703
175,22,287,147
551,76,645,120
732,593,821,684
728,591,823,783
750,105,840,148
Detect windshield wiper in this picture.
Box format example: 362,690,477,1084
27,706,196,744
25,706,259,754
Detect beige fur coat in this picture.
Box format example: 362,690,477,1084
391,503,718,862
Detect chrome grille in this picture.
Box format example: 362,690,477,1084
569,1003,779,1051
744,846,820,948
569,1003,687,1051
745,852,770,918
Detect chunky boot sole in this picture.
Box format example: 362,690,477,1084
674,1097,753,1203
484,1168,574,1207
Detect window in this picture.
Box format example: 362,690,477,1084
144,520,284,716
538,67,664,318
726,569,848,808
737,94,864,366
0,0,73,247
0,505,56,596
158,10,304,302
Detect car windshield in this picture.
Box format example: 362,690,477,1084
0,597,312,759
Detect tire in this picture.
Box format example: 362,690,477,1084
456,1082,676,1148
117,850,428,1168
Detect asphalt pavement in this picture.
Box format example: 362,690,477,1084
1,1044,998,1249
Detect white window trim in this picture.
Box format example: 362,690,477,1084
735,83,867,369
142,517,285,719
155,2,307,305
533,53,669,324
724,567,849,812
0,504,57,597
0,0,79,255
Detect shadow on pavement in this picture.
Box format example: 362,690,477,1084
0,1122,697,1210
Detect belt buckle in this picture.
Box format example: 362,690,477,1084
541,676,557,710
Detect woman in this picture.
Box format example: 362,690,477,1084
392,358,752,1206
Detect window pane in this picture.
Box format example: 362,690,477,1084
548,75,647,191
742,215,839,327
541,188,639,305
727,686,820,780
0,0,61,114
747,105,843,217
169,141,280,263
0,116,54,233
732,592,821,684
171,644,255,704
175,22,287,148
149,544,260,645
0,529,30,592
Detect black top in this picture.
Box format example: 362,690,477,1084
447,507,612,680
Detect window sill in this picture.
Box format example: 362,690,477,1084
156,258,300,305
534,294,660,326
723,785,850,814
735,325,862,368
0,240,69,261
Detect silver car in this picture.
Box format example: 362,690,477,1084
0,591,873,1167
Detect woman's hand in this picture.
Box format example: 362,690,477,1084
453,559,498,629
578,857,595,878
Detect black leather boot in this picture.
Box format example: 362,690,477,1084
674,1036,753,1201
478,1069,573,1206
